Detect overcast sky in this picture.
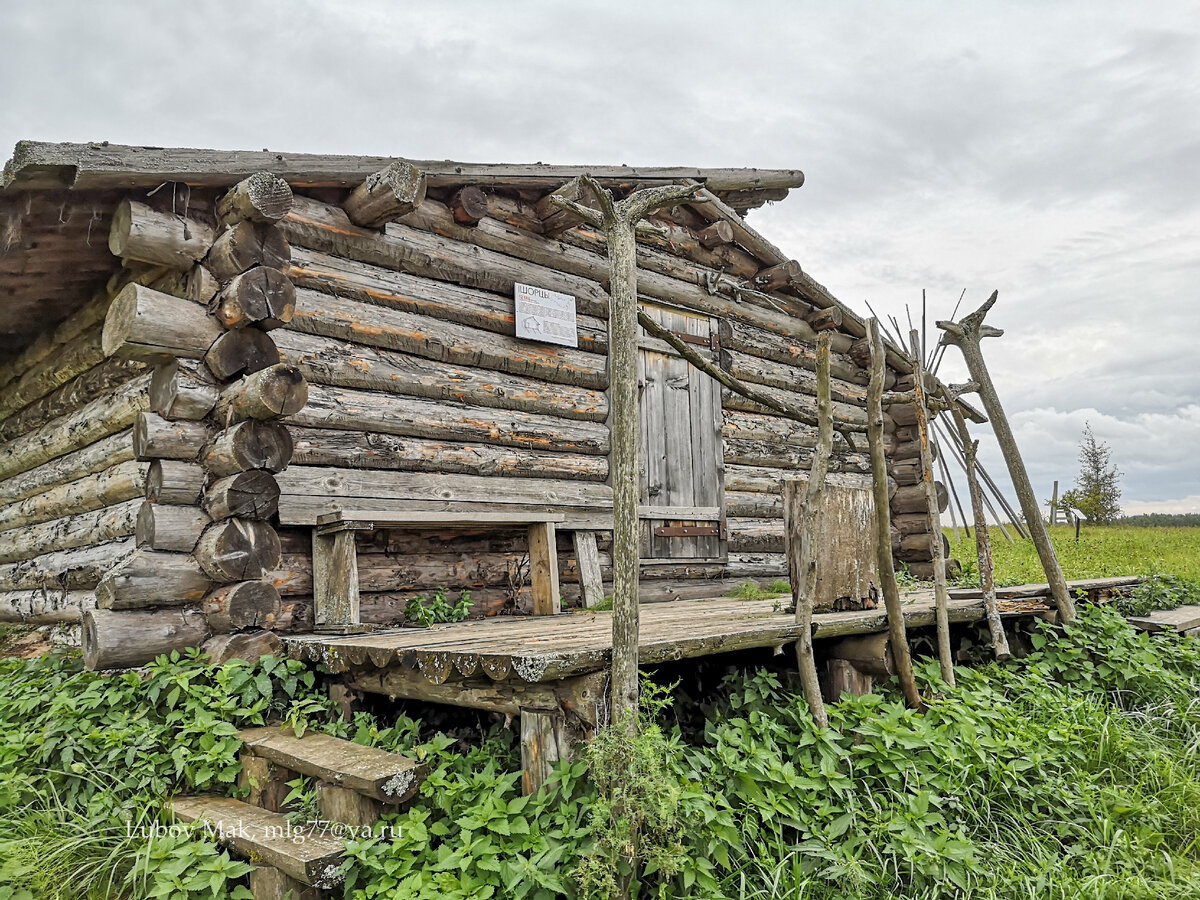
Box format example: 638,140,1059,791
2,0,1197,514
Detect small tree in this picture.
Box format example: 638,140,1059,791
1060,422,1122,524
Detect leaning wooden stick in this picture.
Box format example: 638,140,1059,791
866,319,924,710
909,329,955,687
949,400,1012,661
784,332,834,728
549,175,704,728
937,292,1077,625
636,311,860,451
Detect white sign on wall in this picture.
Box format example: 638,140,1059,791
514,283,578,348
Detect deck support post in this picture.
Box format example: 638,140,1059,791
520,707,572,795
312,528,360,630
548,175,704,727
250,866,319,900
824,659,872,700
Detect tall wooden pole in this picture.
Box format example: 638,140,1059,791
937,292,1077,625
866,319,924,711
785,333,834,728
909,330,955,687
950,404,1011,661
550,177,704,727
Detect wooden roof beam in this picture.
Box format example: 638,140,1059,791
2,141,806,194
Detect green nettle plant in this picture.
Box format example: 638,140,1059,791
5,598,1200,898
404,586,473,627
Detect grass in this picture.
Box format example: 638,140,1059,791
726,579,792,601
946,524,1200,586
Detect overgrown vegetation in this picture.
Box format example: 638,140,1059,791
725,580,791,602
5,603,1200,897
404,586,473,627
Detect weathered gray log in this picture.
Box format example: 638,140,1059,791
200,420,293,476
448,185,489,225
211,268,296,330
214,365,308,422
806,307,844,332
195,518,282,582
203,581,283,632
133,412,210,461
136,502,211,552
0,376,149,481
0,327,105,422
950,404,1011,661
216,173,295,225
203,470,280,520
0,589,91,624
290,383,609,455
0,430,133,506
343,161,427,227
0,460,149,532
187,264,221,305
0,356,144,442
785,332,834,728
721,348,866,407
205,221,291,281
0,499,140,564
0,290,112,393
273,328,608,423
204,328,281,381
288,427,606,481
549,175,702,726
697,220,734,248
535,177,597,236
866,319,923,711
937,293,1076,625
95,550,213,609
147,460,207,505
83,607,210,669
151,359,220,420
909,330,954,687
892,482,948,515
202,630,283,664
0,538,136,591
753,259,803,291
102,284,224,360
288,285,607,390
108,199,215,269
573,530,604,609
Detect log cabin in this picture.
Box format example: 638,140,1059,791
0,141,963,686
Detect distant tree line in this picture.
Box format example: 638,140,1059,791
1118,513,1200,528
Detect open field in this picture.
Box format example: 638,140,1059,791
946,524,1200,585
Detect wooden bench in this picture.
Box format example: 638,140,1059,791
312,510,571,632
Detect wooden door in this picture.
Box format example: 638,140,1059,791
637,303,724,561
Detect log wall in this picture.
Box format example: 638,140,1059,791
1,163,951,667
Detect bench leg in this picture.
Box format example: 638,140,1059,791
572,530,604,609
527,522,561,616
313,529,360,628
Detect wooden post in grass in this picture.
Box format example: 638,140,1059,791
549,175,704,728
866,319,924,711
937,293,1077,626
784,332,834,728
909,329,955,687
950,402,1011,661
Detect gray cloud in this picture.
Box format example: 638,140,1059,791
1,0,1196,511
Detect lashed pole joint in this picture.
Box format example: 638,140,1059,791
549,176,704,728
937,292,1077,626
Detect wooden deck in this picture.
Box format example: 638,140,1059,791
284,590,1051,686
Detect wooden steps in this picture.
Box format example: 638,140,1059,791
169,795,344,889
171,726,428,896
1128,604,1200,635
238,725,426,803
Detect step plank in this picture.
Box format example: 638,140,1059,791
239,726,425,803
169,795,343,888
950,576,1143,601
1128,604,1200,634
